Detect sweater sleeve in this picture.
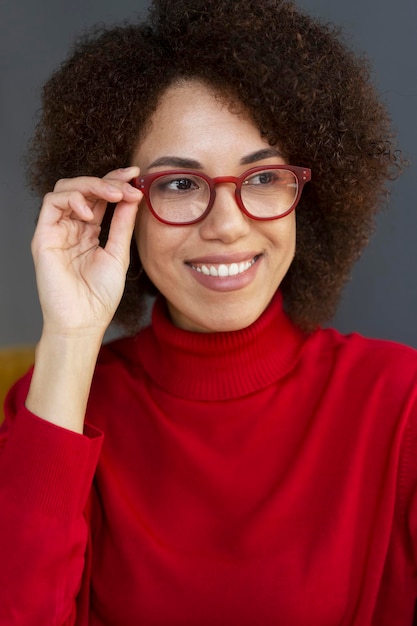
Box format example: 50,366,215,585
0,373,103,625
371,376,417,625
403,398,417,580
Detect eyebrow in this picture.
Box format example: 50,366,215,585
239,148,283,165
147,148,283,170
147,156,202,169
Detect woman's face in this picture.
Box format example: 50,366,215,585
132,81,296,332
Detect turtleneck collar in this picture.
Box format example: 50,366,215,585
135,291,306,401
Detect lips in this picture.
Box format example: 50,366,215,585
189,258,257,277
186,253,260,277
184,253,261,292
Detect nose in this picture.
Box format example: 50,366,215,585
198,182,251,243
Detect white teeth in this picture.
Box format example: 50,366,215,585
190,258,256,277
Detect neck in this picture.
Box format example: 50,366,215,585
134,292,307,401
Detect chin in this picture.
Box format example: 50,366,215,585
214,317,258,333
189,309,263,333
168,295,271,333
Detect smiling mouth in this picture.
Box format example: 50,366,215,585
188,255,260,277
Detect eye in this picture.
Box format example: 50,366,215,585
243,169,297,190
244,170,280,187
156,176,201,194
171,178,198,191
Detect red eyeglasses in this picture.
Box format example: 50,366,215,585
131,164,311,225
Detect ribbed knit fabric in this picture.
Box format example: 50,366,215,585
2,292,417,625
134,292,305,400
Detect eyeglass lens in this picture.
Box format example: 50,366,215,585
150,173,210,223
149,168,299,223
241,169,298,218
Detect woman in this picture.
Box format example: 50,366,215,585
1,0,416,624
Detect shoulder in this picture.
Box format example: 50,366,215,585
309,325,417,365
304,326,417,396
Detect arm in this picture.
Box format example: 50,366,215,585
0,167,142,624
27,166,142,433
0,398,103,626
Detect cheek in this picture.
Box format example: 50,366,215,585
269,214,296,256
285,213,297,247
134,210,186,275
289,219,297,253
134,207,162,273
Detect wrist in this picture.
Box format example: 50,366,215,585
26,331,103,434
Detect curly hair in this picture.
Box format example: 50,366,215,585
26,0,402,332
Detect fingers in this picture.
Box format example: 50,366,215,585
102,166,140,184
54,165,140,192
104,200,140,267
39,189,105,226
38,167,143,227
33,166,144,272
100,166,144,264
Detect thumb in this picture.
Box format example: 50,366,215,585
104,200,141,269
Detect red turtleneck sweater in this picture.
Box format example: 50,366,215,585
1,293,417,625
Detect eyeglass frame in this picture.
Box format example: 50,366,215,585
131,164,312,226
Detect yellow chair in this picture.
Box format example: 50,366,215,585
0,346,35,425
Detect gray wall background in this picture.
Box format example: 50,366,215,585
1,0,416,347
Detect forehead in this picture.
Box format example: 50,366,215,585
133,80,271,164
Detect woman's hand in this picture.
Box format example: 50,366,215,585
26,166,143,432
31,166,143,338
